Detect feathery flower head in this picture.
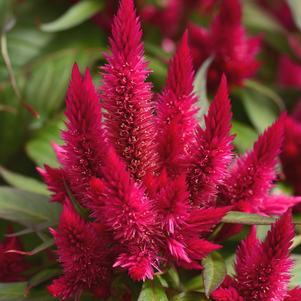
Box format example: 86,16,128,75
189,0,261,89
48,201,112,300
213,211,301,301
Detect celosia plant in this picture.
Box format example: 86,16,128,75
37,0,301,299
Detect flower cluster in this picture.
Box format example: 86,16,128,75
189,0,261,89
39,0,300,299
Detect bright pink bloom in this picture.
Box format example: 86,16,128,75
189,0,261,88
187,76,234,207
48,202,112,300
56,64,105,207
91,148,160,281
0,226,28,282
101,0,157,181
213,212,301,301
156,32,197,176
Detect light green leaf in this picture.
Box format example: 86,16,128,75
222,211,276,225
0,282,26,301
291,255,301,287
231,120,257,153
138,278,168,301
164,266,180,290
202,252,226,297
0,166,49,196
288,0,301,32
0,187,61,226
7,239,54,256
193,56,213,124
41,0,103,32
240,89,277,133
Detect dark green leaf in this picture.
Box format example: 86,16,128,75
0,166,49,196
0,282,26,301
0,187,61,226
164,266,180,290
41,0,103,32
138,278,168,301
288,0,301,32
27,269,60,290
172,292,208,301
182,275,203,292
202,252,226,297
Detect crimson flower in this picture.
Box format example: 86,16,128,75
0,226,28,282
39,0,301,298
212,211,301,301
189,0,261,89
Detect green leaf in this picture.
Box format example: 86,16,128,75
164,266,180,290
27,269,60,290
182,275,203,292
288,0,301,32
138,278,168,301
172,292,208,301
202,252,226,297
0,187,61,226
7,239,54,256
243,1,286,34
193,56,213,124
231,120,257,153
240,88,277,133
41,0,103,32
291,255,301,288
222,211,276,225
0,166,49,196
0,282,26,301
26,116,65,167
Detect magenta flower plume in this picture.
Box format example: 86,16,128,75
218,115,294,215
189,0,261,88
213,211,301,301
55,64,105,207
187,76,234,207
48,201,112,300
156,31,197,176
91,148,160,281
101,0,157,181
0,226,28,282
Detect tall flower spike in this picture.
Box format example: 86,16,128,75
213,211,300,301
101,0,157,180
61,64,105,207
48,201,112,300
92,148,160,281
217,115,285,212
187,76,234,207
156,31,198,176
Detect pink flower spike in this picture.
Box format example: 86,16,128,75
218,114,286,212
61,64,105,207
101,0,157,180
156,31,198,176
48,201,112,300
187,75,234,207
235,211,294,301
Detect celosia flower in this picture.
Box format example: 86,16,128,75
278,56,301,90
212,211,301,301
0,226,28,282
48,201,112,300
156,31,197,176
100,0,158,181
41,0,301,297
189,0,261,89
